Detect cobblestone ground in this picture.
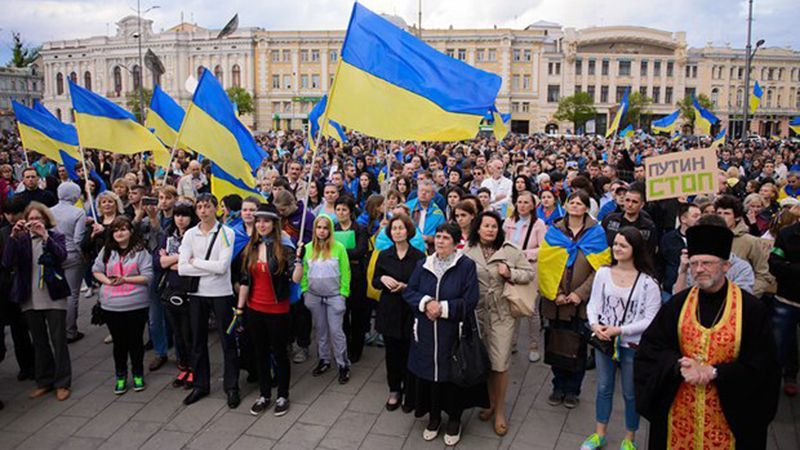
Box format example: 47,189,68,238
0,299,796,450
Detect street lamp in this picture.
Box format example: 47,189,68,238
741,0,764,140
133,1,159,124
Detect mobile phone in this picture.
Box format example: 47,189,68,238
142,196,158,206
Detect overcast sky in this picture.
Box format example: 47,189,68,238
2,0,799,64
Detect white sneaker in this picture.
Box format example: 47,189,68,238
528,350,541,363
104,334,113,344
80,280,89,293
83,287,93,298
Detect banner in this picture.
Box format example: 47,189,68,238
645,147,718,201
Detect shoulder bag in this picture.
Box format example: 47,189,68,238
449,302,491,387
502,220,538,318
587,272,640,361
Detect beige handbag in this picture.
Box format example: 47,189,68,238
503,277,538,318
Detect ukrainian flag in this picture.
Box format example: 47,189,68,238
210,163,262,203
620,124,634,138
69,80,169,163
322,3,502,142
691,94,719,136
179,68,267,187
308,95,347,150
749,81,763,114
605,88,629,138
537,224,611,301
12,101,80,163
711,128,726,149
651,109,680,134
790,116,800,135
145,85,185,158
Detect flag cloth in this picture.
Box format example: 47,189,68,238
605,88,629,138
691,94,719,136
651,109,680,134
145,85,185,167
749,81,763,114
210,163,262,202
59,149,107,193
308,95,347,146
12,101,80,162
69,80,170,162
537,224,611,301
711,128,726,149
323,3,502,142
620,124,634,138
790,117,800,135
671,131,681,142
179,68,267,187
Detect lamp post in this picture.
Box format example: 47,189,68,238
134,0,159,124
741,0,764,140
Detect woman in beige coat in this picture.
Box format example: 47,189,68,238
463,211,534,436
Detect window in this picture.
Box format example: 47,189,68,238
300,50,309,62
736,88,744,107
271,75,280,89
487,49,497,61
588,60,596,76
283,74,291,89
476,49,485,62
652,86,660,103
329,50,338,62
547,85,560,103
312,74,320,88
601,85,609,103
523,75,531,90
738,67,744,79
768,68,774,81
56,73,64,95
69,72,77,83
685,65,697,79
232,65,241,88
282,50,291,62
639,86,647,97
684,87,696,99
618,60,631,76
283,102,291,112
548,62,561,76
587,85,596,102
511,102,520,113
300,75,308,89
311,50,320,62
113,67,122,95
271,50,280,62
601,60,609,76
272,101,280,113
522,102,530,113
640,60,648,77
766,89,773,108
665,87,673,104
197,66,204,79
513,49,521,61
653,60,662,77
616,86,629,103
575,59,582,75
132,65,141,91
575,85,582,94
795,90,800,108
446,49,454,58
457,49,466,61
56,108,62,121
83,71,92,91
213,65,223,84
512,75,520,90
523,50,532,61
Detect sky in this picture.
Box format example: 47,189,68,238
2,0,799,64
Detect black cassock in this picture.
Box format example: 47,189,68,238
634,281,781,450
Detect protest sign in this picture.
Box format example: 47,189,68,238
645,147,718,201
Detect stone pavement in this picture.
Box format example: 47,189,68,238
0,302,797,450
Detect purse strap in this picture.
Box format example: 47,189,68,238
617,272,641,327
203,224,222,261
521,217,535,250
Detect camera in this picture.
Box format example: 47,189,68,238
142,196,158,206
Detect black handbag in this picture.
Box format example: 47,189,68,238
587,272,640,360
37,247,71,301
90,301,105,325
181,226,221,293
544,306,587,372
449,303,490,387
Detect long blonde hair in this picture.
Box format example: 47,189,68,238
311,215,334,260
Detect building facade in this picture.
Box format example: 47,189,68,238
39,14,800,136
0,65,44,131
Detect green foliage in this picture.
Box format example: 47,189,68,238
7,32,40,68
227,87,254,115
553,91,597,133
125,88,153,123
677,93,713,123
626,92,652,128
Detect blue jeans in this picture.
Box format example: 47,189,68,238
149,287,168,358
772,301,800,380
595,347,639,432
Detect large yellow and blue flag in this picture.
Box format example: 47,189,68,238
178,68,267,187
307,95,347,151
12,100,80,163
691,94,719,136
671,131,682,142
69,80,170,163
145,85,185,151
537,224,611,301
620,124,634,138
605,87,629,138
711,128,726,149
651,109,680,134
749,81,763,114
790,116,800,135
322,3,502,142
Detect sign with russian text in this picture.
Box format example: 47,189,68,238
645,147,718,201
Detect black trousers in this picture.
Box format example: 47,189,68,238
164,302,192,368
189,295,239,394
384,335,416,405
24,309,71,389
343,274,370,362
0,301,35,375
246,308,291,399
290,298,312,349
104,308,148,378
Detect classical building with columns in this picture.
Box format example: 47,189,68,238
39,14,800,136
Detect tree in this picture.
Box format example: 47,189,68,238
626,92,653,128
7,32,40,68
553,91,597,134
677,94,714,133
125,88,153,123
227,87,254,115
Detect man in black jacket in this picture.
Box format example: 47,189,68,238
658,203,701,299
14,167,56,208
768,220,800,397
601,182,659,252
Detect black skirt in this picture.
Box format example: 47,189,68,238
410,377,489,418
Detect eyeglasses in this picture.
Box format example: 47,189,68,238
689,260,723,269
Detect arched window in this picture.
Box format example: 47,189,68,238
113,66,122,96
796,90,800,109
55,108,62,121
766,89,773,108
197,66,204,79
69,72,77,84
214,65,223,84
710,88,719,108
56,73,64,95
232,64,241,88
132,65,141,91
84,71,92,91
736,88,743,107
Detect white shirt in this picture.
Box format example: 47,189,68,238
178,221,235,297
481,176,512,209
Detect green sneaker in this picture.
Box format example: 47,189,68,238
133,375,146,392
620,439,637,450
580,433,606,450
114,377,127,395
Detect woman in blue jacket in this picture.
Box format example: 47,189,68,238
403,222,487,447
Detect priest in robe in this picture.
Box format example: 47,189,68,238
634,222,780,449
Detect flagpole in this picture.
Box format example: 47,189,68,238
158,104,190,187
79,147,98,222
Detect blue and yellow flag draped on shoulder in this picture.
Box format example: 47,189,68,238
537,224,611,301
691,94,719,136
749,81,763,114
179,68,266,187
68,80,170,163
605,88,629,138
651,109,680,134
322,3,502,142
12,101,80,162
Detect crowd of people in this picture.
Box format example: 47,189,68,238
0,126,795,448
